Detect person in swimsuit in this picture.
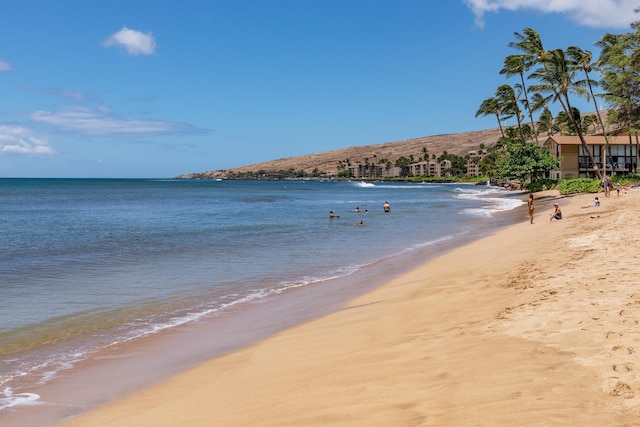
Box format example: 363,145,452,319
581,197,600,208
548,203,562,222
527,193,534,224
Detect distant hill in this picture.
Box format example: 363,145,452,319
175,127,504,179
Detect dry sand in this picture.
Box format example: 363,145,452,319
59,189,640,426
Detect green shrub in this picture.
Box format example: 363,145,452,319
558,178,601,195
526,179,558,192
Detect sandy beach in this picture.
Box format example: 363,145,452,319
58,188,640,426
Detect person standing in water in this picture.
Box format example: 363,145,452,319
383,201,390,213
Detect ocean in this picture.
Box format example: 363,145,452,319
0,178,524,423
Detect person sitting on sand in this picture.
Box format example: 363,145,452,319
582,197,600,208
548,203,562,222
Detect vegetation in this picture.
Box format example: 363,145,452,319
557,178,601,194
526,178,558,192
195,19,640,184
474,18,640,188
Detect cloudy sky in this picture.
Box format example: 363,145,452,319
0,0,638,178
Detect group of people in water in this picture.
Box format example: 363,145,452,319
329,201,391,226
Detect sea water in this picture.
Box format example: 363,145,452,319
0,178,524,414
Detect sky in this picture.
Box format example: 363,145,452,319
0,0,639,178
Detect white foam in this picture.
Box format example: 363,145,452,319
353,182,375,188
0,388,41,410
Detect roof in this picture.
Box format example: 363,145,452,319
544,135,635,146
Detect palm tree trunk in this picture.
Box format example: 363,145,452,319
563,94,602,179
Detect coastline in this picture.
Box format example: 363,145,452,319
35,189,640,425
1,183,520,427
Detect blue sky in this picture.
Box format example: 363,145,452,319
0,0,638,178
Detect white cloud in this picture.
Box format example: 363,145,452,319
464,0,639,29
0,125,54,155
30,107,204,136
103,27,157,56
0,59,13,71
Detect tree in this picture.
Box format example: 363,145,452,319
529,48,601,178
476,96,505,137
495,84,526,143
501,54,538,142
394,156,412,176
596,27,640,131
497,141,561,181
437,152,467,176
479,144,506,178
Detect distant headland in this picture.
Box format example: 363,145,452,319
173,127,503,180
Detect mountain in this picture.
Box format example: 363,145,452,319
175,127,504,179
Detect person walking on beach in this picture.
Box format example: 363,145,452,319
527,193,534,224
548,203,562,222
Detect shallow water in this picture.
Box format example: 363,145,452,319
0,178,524,418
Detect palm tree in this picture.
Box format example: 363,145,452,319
536,107,556,137
596,30,640,133
495,84,526,143
475,96,505,137
500,54,538,142
529,48,601,178
509,28,548,71
530,92,554,137
567,46,610,140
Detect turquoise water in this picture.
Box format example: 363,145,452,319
0,178,523,411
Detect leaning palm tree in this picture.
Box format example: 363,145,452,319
500,54,538,142
596,31,640,131
509,28,548,70
530,92,554,137
475,96,505,137
567,46,610,140
536,107,556,137
495,84,526,143
529,48,601,178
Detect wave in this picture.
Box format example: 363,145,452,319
0,388,41,410
453,187,525,218
0,262,370,410
353,182,376,188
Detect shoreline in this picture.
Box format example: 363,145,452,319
58,188,640,425
1,187,523,427
56,188,640,425
12,188,640,426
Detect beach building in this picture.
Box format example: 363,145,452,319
466,150,483,178
347,164,402,178
348,160,452,178
410,159,453,177
544,134,639,178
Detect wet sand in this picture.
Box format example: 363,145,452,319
58,188,640,425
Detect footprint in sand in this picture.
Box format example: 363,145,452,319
609,381,635,399
612,346,635,354
612,363,634,373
